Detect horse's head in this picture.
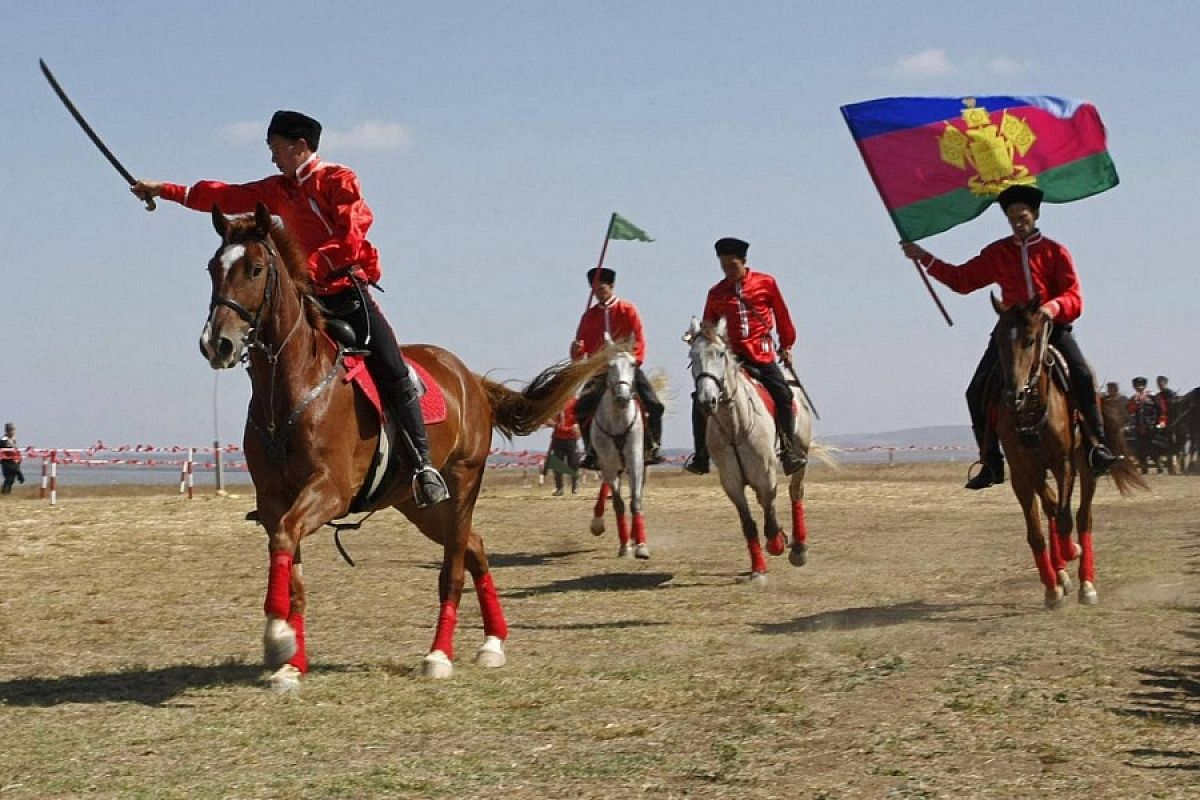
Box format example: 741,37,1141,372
603,336,638,408
201,203,284,369
991,292,1051,411
684,316,732,416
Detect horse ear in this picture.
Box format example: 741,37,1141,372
1028,292,1042,312
715,316,728,339
683,316,700,343
990,292,1006,315
211,205,228,239
254,202,273,238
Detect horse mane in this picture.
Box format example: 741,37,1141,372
225,215,325,330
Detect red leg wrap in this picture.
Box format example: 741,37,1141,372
616,514,630,545
1079,531,1096,583
632,513,646,544
593,483,610,518
1047,520,1064,571
1032,545,1056,589
747,538,767,574
431,601,458,659
791,501,808,545
264,551,293,619
474,572,508,640
286,612,308,673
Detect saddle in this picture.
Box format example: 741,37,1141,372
329,333,448,513
742,369,799,419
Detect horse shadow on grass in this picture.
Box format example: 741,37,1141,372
751,600,1024,635
503,571,676,599
0,660,355,707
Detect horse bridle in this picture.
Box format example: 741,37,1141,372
692,344,738,406
1004,317,1054,437
209,237,279,331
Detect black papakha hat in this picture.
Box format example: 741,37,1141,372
1133,376,1148,387
267,110,322,150
714,237,749,258
997,184,1044,212
1157,375,1169,382
587,267,616,286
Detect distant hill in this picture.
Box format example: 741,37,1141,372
821,425,973,450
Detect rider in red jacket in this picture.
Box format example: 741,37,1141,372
901,184,1118,489
685,237,805,476
133,110,449,507
571,267,665,466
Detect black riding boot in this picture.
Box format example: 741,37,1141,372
684,397,710,474
644,409,665,465
578,417,598,470
386,380,450,507
965,423,1005,490
1076,385,1118,475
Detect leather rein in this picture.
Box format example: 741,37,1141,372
210,236,342,461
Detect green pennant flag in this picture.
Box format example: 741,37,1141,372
609,213,654,242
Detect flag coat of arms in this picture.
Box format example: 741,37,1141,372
841,96,1119,240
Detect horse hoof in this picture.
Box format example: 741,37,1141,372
618,543,633,558
766,532,787,557
634,543,651,560
1044,586,1066,609
422,650,454,679
590,517,605,536
750,571,769,587
263,618,297,668
474,636,507,668
1056,569,1075,595
1079,582,1099,605
268,664,302,694
788,543,808,567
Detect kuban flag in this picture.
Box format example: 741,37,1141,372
841,95,1119,241
608,213,654,242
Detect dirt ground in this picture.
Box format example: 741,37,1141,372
0,463,1196,799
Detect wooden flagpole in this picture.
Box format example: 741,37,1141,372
583,212,617,313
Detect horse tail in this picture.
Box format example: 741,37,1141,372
1100,401,1148,496
480,350,609,439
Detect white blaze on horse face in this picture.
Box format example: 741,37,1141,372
609,353,635,406
218,244,247,276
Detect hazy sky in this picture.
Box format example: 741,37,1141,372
4,1,1196,453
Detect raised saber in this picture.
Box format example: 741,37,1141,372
38,58,155,211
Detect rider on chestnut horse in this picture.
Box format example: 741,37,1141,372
901,185,1119,490
133,110,449,507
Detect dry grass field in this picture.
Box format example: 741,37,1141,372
0,463,1196,799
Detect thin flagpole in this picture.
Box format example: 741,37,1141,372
908,255,954,326
584,212,617,313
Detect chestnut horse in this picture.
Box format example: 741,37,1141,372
990,295,1145,608
202,203,606,690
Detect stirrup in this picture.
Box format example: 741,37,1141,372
644,445,665,465
779,449,807,476
683,453,709,475
1088,443,1119,476
412,465,450,508
965,460,1003,490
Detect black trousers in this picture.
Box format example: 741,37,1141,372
323,287,416,404
691,358,794,458
967,323,1104,462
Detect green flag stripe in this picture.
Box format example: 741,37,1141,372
609,213,654,242
894,151,1119,241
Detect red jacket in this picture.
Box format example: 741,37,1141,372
703,269,796,365
922,232,1083,323
573,298,647,364
161,155,380,296
549,397,581,441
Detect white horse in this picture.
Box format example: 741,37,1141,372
587,344,650,559
684,317,813,585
